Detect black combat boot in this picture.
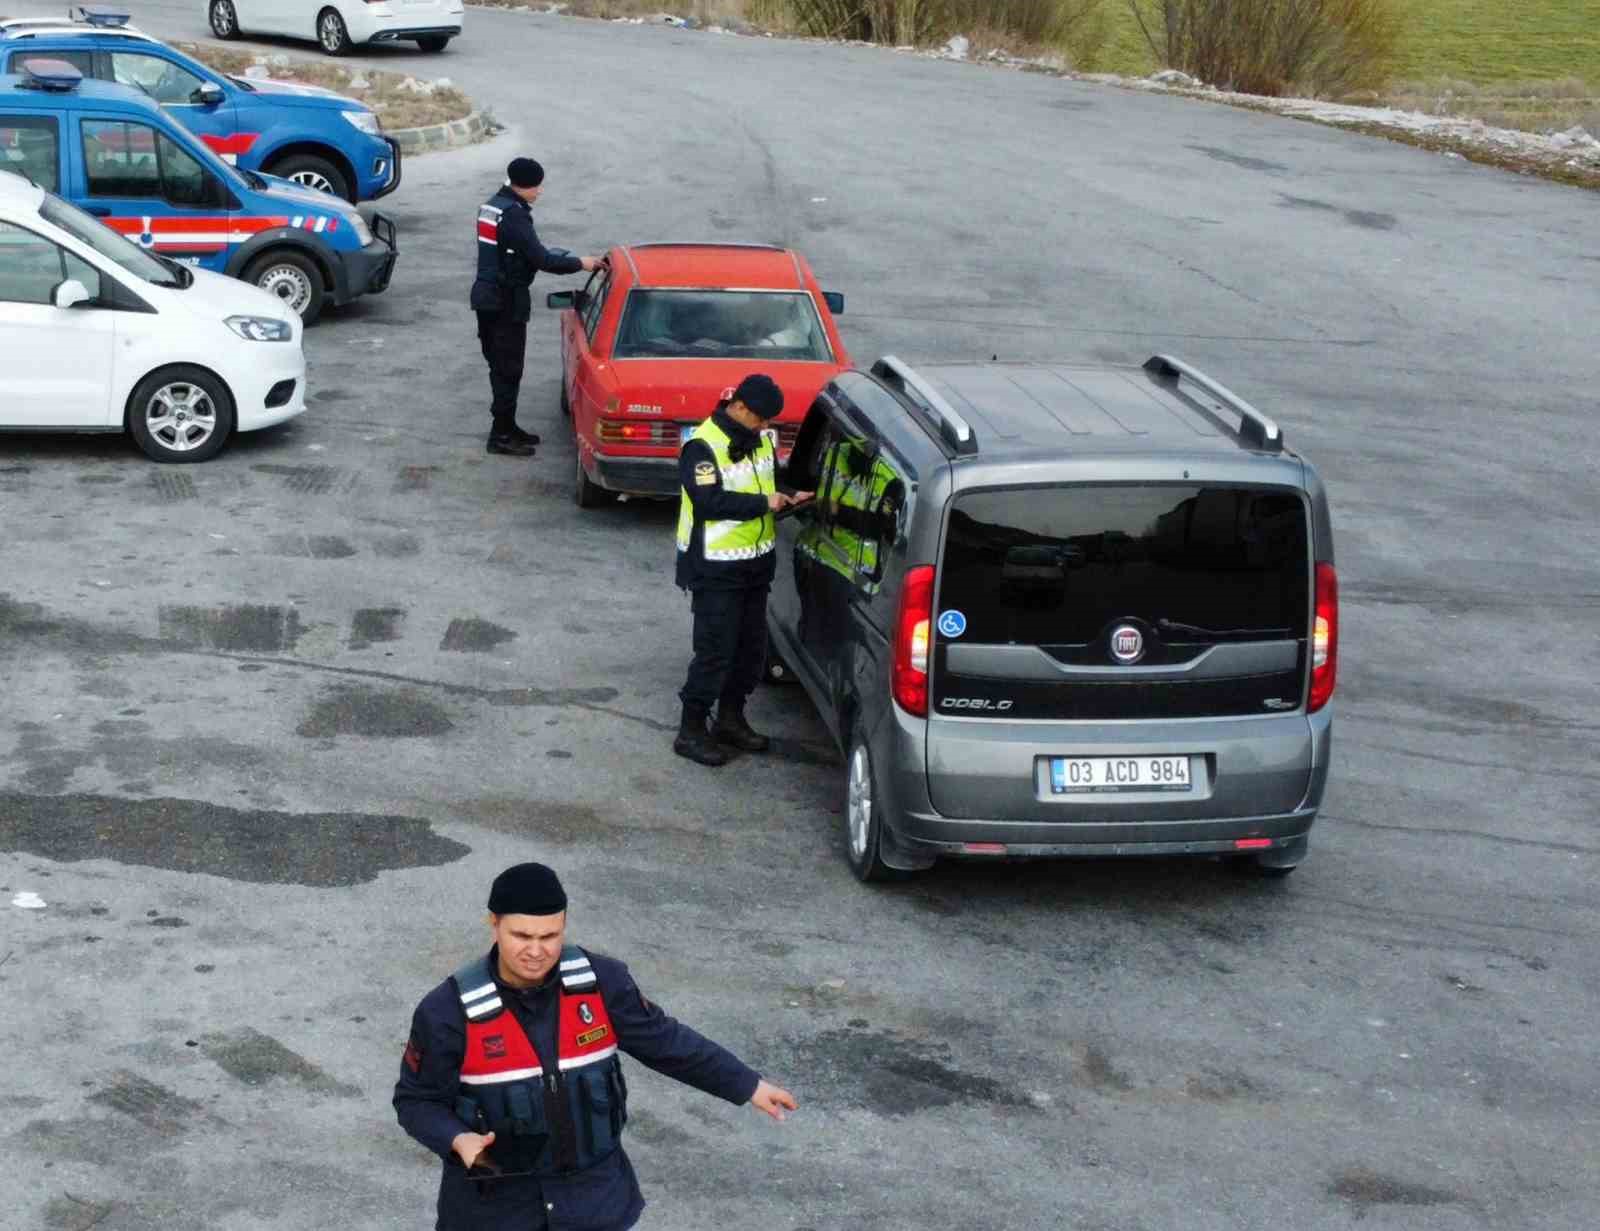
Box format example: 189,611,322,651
506,425,542,446
713,703,770,753
673,706,729,767
487,430,536,457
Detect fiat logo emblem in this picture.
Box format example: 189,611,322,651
1110,625,1144,664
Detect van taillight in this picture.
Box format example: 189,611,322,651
892,564,936,716
1309,562,1338,712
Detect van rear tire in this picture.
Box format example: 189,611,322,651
844,728,903,883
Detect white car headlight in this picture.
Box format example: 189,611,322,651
226,315,293,342
350,213,373,246
342,108,382,136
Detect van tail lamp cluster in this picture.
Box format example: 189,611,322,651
1309,562,1339,712
892,564,935,716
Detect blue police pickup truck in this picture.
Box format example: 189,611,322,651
0,59,396,321
0,8,399,202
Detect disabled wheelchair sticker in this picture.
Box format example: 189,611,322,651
937,610,967,639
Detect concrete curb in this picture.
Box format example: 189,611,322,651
388,109,496,156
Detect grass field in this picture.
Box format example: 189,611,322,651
1087,1,1600,87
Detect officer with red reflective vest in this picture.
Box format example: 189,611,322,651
472,157,606,457
394,862,797,1231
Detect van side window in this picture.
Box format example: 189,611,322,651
82,120,223,207
0,220,99,305
0,115,60,192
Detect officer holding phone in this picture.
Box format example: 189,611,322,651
672,375,812,766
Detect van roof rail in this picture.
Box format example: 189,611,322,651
1142,354,1282,453
871,355,978,456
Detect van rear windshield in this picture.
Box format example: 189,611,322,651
940,484,1309,648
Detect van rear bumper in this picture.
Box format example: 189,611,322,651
890,806,1318,857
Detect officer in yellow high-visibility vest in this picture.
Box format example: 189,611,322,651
672,375,811,766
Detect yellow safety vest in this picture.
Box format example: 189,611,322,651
676,418,777,563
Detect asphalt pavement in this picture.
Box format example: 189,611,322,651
2,6,1598,1230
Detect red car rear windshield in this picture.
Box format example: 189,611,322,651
612,289,833,361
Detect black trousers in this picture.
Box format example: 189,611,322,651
679,585,769,716
476,309,527,432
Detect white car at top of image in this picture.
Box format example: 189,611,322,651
207,0,465,56
0,171,307,464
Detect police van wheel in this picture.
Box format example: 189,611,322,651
559,382,571,417
268,153,353,202
246,250,325,324
317,8,353,55
574,454,610,508
208,0,239,39
127,366,235,464
845,730,901,884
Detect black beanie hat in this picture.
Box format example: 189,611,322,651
732,373,783,420
488,862,567,916
507,157,545,189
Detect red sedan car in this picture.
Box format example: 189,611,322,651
548,242,850,507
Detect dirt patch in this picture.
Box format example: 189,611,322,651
297,683,454,738
177,41,471,130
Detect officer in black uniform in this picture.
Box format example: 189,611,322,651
395,862,797,1231
673,375,812,767
472,157,605,457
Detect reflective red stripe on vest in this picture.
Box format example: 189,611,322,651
457,981,618,1084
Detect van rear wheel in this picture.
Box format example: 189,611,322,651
845,730,901,883
417,35,451,52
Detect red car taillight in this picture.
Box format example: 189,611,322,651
892,564,936,716
1309,562,1338,712
596,419,679,446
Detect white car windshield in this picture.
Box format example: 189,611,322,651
613,290,833,361
39,193,185,288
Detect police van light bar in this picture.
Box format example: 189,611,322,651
72,5,131,26
19,57,83,91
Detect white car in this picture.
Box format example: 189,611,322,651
0,171,306,463
207,0,464,56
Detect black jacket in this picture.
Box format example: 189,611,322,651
394,946,760,1231
471,186,584,323
675,409,779,592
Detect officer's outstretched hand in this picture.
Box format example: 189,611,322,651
749,1079,798,1122
580,255,608,271
452,1130,496,1168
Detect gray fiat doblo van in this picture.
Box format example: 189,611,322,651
768,355,1337,882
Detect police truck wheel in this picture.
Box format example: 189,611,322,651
127,366,235,464
267,153,352,202
417,36,451,52
317,8,353,55
844,729,902,883
762,646,795,685
559,383,571,417
246,250,325,324
208,0,239,39
574,453,609,508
